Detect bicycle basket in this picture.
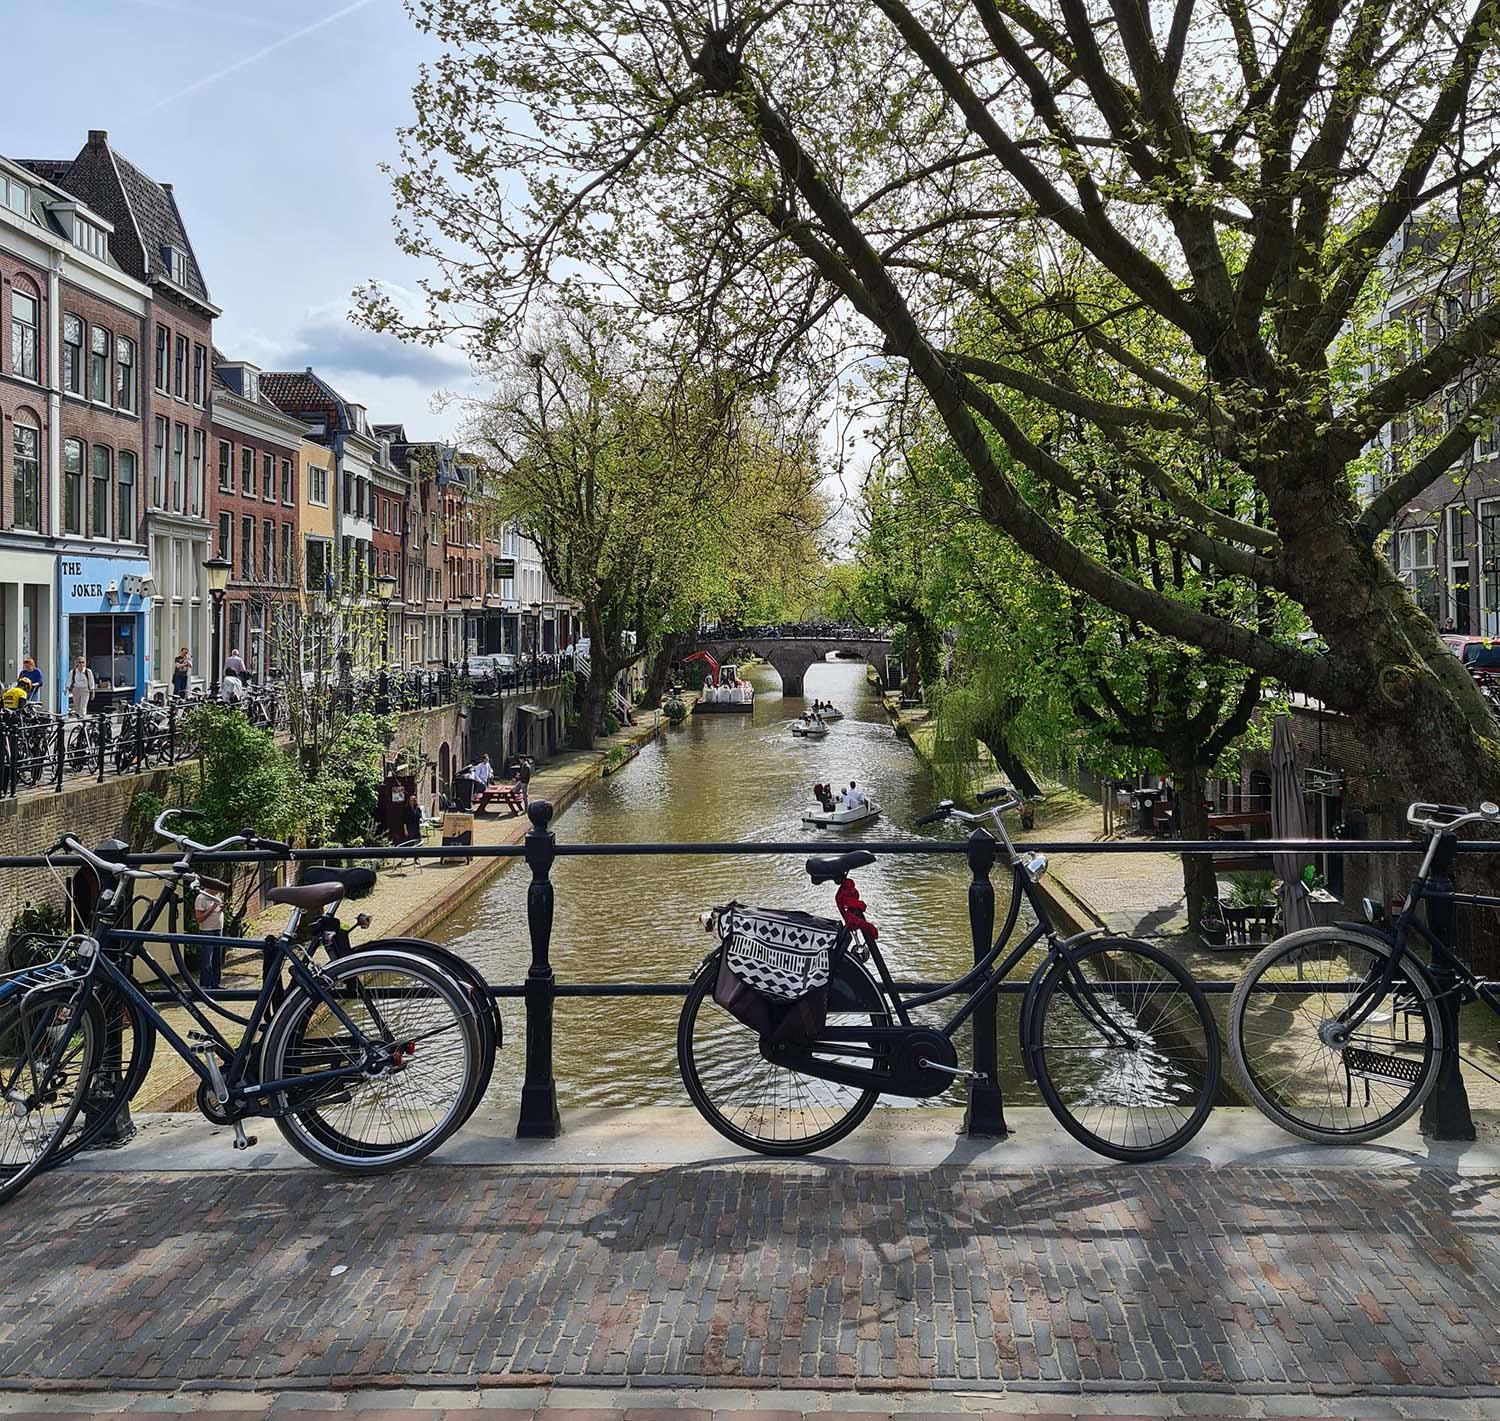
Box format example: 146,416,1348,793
711,904,848,1044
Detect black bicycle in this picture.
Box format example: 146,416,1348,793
0,830,485,1205
678,788,1221,1162
1231,799,1500,1142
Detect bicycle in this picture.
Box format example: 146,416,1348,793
0,829,486,1205
677,787,1221,1162
1230,799,1500,1143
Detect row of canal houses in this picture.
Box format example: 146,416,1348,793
0,131,574,716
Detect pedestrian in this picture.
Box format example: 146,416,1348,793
18,656,42,702
225,647,248,681
172,647,191,698
516,754,532,809
401,792,423,844
471,752,494,789
1,679,29,712
66,656,96,719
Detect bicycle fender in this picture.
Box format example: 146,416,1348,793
360,936,502,1048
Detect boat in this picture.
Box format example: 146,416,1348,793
682,651,754,714
801,800,881,827
790,720,830,737
808,706,844,721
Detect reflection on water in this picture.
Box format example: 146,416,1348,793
435,660,1045,1106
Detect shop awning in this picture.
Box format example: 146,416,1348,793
518,703,551,717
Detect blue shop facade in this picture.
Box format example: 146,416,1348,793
55,552,152,709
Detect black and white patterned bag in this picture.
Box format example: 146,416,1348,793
711,904,848,1043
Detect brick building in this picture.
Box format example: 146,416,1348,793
210,357,306,681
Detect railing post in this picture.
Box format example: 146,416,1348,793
97,711,108,783
518,797,561,1138
53,714,64,793
1420,835,1475,1139
963,827,1008,1137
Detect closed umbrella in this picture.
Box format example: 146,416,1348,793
1270,714,1314,933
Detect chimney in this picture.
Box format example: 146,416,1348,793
87,130,108,147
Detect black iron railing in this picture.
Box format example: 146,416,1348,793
3,810,1490,1144
0,656,566,802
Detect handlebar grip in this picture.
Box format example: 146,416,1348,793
976,786,1012,805
915,809,950,827
252,839,292,856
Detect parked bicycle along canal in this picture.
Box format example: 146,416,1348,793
436,658,1050,1108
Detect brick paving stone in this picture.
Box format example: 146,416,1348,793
3,1165,1500,1394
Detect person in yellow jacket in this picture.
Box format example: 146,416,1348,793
1,680,31,712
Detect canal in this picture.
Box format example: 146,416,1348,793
438,658,1047,1108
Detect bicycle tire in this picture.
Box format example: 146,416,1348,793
677,954,888,1156
1029,936,1220,1162
0,984,103,1205
359,937,499,1114
1230,927,1441,1143
48,981,157,1166
260,949,484,1173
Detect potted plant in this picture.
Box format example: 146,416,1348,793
1223,870,1281,943
1199,910,1228,947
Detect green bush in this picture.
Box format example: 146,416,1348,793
663,696,688,724
602,711,621,736
1225,870,1278,909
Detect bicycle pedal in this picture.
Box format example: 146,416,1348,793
231,1122,257,1151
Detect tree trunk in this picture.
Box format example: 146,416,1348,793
902,620,920,696
975,720,1041,799
572,674,604,751
640,637,679,710
1171,756,1215,931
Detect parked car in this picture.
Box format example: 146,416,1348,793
1441,634,1500,673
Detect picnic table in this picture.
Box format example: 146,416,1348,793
474,781,525,816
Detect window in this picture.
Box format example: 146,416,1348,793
241,446,254,495
263,518,275,579
166,246,190,286
281,458,293,505
173,333,187,398
172,422,185,511
152,416,167,507
309,463,328,506
281,523,293,581
262,452,274,500
1482,415,1500,461
216,440,231,491
240,517,254,580
190,429,204,516
118,451,136,542
12,422,39,530
305,537,328,593
1448,503,1472,633
2,175,27,216
11,288,38,380
63,314,83,394
91,446,111,538
217,512,231,565
154,324,169,391
89,326,111,403
192,344,206,406
343,471,353,514
63,439,85,535
1396,526,1439,618
116,335,136,413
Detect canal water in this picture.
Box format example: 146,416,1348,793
437,659,1047,1108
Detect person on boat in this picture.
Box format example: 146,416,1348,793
846,781,865,811
818,783,835,812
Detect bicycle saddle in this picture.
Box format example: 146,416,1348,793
805,850,876,884
266,882,345,910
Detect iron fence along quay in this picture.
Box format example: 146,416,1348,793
0,656,567,801
6,801,1495,1144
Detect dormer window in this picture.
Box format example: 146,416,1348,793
73,218,108,261
3,176,28,217
243,369,258,402
162,244,191,286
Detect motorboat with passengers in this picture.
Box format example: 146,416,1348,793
802,782,879,827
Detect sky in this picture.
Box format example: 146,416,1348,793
2,0,473,438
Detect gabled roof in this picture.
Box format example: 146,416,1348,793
21,131,213,308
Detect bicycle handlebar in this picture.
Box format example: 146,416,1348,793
1407,801,1500,833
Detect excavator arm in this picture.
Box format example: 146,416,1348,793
680,649,721,686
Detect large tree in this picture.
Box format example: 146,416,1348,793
367,0,1500,818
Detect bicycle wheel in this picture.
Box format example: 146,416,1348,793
678,954,889,1156
63,723,91,774
1030,937,1220,1162
1230,927,1441,1143
0,984,103,1204
260,949,484,1172
48,981,156,1166
360,937,499,1115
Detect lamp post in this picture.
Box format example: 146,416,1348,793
375,572,397,669
204,554,232,696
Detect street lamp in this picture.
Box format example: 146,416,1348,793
375,573,398,668
204,554,232,695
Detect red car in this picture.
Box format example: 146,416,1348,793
1441,634,1500,674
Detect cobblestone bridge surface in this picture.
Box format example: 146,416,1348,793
2,1163,1498,1397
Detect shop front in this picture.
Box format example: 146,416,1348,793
57,553,151,710
0,547,57,710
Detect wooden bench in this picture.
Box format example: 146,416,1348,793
474,782,525,817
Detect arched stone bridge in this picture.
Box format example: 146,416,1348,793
684,626,894,696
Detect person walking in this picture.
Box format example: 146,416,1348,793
66,656,96,719
18,656,43,703
224,647,249,682
516,755,532,809
171,647,192,698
